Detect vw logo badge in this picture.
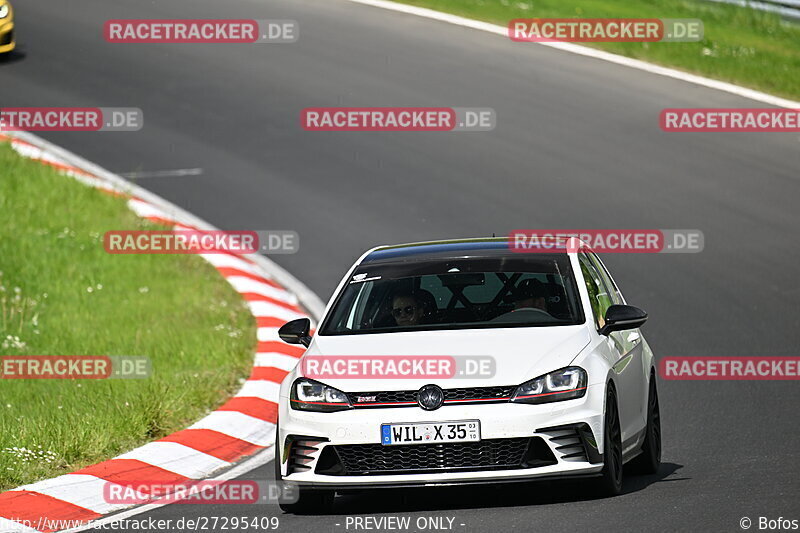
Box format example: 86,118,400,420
417,384,444,411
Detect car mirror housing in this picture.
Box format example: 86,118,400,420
279,318,312,347
599,304,647,336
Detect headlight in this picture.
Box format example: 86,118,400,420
290,378,352,413
510,367,587,404
0,5,9,19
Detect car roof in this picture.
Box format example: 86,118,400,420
361,237,571,265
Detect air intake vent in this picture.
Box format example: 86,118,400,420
547,429,589,462
537,423,601,464
288,438,325,475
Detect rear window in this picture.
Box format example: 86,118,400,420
319,255,584,335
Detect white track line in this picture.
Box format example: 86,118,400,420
227,277,298,304
126,198,171,220
235,381,283,401
344,0,800,109
9,475,149,515
247,301,306,322
187,412,276,447
254,352,301,371
199,254,270,278
257,328,283,342
114,442,231,479
118,168,203,179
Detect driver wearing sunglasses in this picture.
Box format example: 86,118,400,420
391,291,425,327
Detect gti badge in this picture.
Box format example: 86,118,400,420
417,384,444,411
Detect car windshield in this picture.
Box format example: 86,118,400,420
320,254,584,335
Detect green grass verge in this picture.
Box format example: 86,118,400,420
0,142,257,491
394,0,800,101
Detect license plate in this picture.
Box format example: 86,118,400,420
380,421,480,446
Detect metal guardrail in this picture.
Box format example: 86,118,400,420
707,0,800,20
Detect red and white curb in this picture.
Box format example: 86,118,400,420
0,132,323,533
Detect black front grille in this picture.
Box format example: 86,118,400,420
445,386,516,402
0,30,13,46
348,390,417,405
347,385,516,408
316,437,555,476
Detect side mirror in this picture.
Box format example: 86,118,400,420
599,305,647,336
278,318,312,347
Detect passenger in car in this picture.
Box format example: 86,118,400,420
512,279,549,313
391,291,425,327
390,289,438,326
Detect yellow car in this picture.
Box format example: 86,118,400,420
0,0,14,54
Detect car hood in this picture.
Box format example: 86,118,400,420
298,325,591,391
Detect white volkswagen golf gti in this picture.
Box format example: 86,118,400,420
275,238,661,513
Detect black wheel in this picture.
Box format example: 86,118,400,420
278,488,334,515
629,375,661,475
595,387,623,496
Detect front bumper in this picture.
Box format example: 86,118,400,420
0,20,14,53
278,383,606,488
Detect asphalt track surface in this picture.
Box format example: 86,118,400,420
2,0,799,531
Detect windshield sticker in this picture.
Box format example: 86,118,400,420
350,273,382,284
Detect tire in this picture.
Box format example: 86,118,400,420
274,426,282,482
594,387,623,496
629,375,662,475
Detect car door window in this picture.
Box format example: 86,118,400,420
588,252,623,305
579,254,613,330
